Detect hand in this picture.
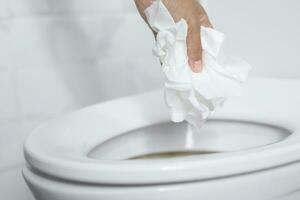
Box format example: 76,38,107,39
134,0,213,73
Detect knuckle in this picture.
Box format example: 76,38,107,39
187,17,200,27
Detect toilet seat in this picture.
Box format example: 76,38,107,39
24,78,300,185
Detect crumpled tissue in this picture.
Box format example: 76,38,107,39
144,0,252,129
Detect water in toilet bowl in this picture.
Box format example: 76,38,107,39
127,150,219,160
127,125,219,160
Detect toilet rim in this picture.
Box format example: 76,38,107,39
23,86,300,185
24,125,300,185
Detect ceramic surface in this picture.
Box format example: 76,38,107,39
23,78,300,200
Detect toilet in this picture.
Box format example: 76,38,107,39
23,78,300,200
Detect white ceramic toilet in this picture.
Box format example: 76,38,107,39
23,78,300,200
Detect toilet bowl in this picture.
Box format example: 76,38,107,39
23,78,300,200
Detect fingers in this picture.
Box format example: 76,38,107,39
187,11,213,73
135,0,213,73
187,19,202,73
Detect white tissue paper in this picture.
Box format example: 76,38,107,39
145,0,251,129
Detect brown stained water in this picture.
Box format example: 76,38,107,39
127,150,219,160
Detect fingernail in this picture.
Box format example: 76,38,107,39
188,59,202,73
194,60,202,72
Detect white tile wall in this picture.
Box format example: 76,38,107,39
49,0,125,15
10,18,57,69
93,58,162,101
0,119,44,170
0,121,24,169
10,0,53,16
17,67,81,118
0,69,17,121
0,0,10,19
9,0,132,17
107,14,155,61
209,0,300,79
0,23,11,67
52,15,125,64
0,165,34,200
